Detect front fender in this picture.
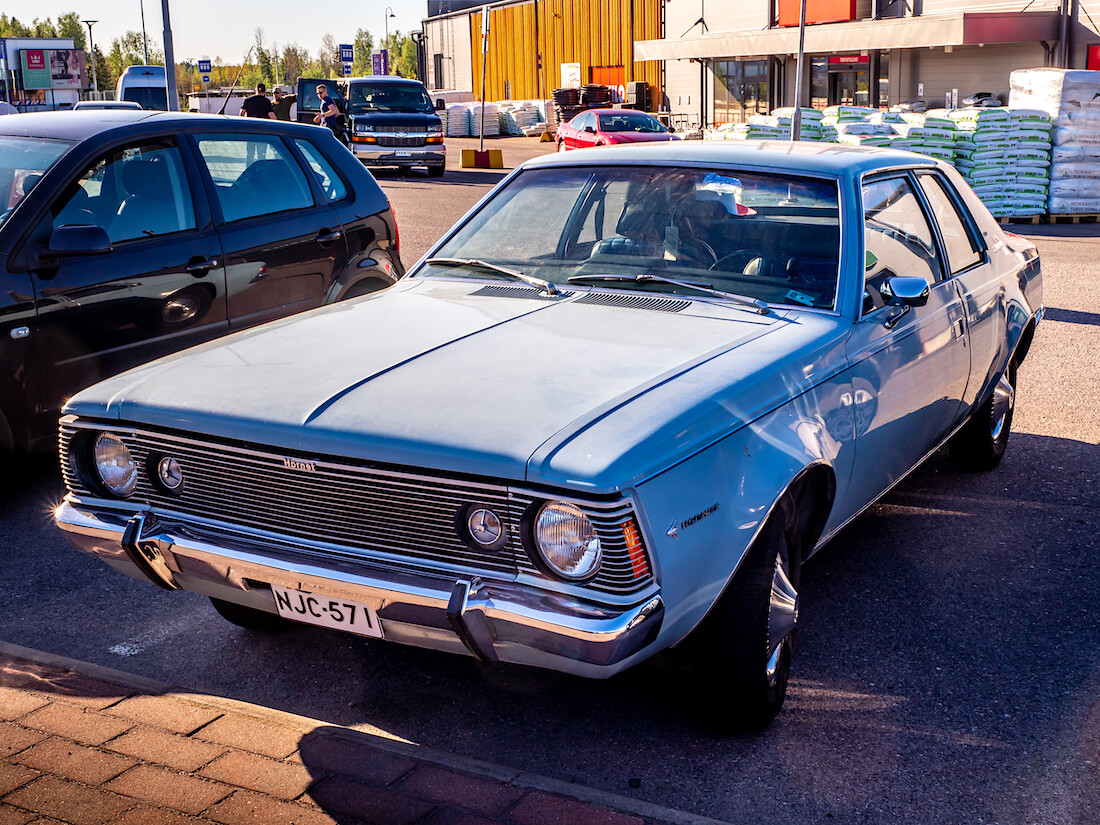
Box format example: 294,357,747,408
633,379,851,652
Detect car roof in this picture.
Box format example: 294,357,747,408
0,110,318,142
524,139,940,179
342,76,424,85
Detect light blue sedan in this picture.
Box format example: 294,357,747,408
55,141,1042,730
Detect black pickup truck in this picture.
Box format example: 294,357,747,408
297,76,446,177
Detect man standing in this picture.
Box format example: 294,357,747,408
241,82,276,119
273,87,296,121
313,84,341,139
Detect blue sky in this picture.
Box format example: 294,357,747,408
3,1,428,62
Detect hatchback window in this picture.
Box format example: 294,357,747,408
0,136,74,229
51,141,196,244
195,135,314,223
293,138,347,202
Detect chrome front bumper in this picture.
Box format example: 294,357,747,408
350,145,446,166
55,500,663,678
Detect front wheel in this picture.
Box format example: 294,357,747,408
949,364,1016,471
690,504,800,731
556,140,568,152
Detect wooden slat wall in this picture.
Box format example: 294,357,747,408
468,0,662,109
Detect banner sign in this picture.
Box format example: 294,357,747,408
197,59,211,73
20,50,52,90
20,49,88,90
371,49,389,76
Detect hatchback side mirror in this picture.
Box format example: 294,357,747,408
49,224,113,256
584,126,596,134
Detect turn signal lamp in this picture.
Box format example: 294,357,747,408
622,519,650,579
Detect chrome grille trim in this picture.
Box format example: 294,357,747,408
60,421,654,596
376,136,427,147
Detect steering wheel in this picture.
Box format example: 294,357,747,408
710,249,770,275
676,238,718,268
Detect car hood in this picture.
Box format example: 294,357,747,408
68,279,840,491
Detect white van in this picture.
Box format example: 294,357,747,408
116,65,168,111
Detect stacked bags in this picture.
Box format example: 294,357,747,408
1009,68,1100,214
469,102,500,137
446,103,471,137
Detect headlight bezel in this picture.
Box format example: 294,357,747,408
525,499,603,582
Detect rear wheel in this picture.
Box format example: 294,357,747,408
427,163,445,178
210,597,291,633
691,499,801,731
949,363,1016,471
556,140,567,152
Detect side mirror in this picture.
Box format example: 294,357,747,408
880,275,930,329
668,126,676,133
435,98,445,110
584,126,596,134
49,224,112,256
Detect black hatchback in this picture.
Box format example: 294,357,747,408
0,111,402,471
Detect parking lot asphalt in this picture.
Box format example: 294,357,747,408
2,135,1098,825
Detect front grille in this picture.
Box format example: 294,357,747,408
61,423,654,596
377,136,426,147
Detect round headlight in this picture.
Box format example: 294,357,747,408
533,501,602,581
92,433,138,497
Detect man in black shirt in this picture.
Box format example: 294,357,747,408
241,83,276,119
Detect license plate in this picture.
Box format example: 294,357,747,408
271,585,383,638
395,150,412,157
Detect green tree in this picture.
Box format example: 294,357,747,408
351,28,374,77
58,12,85,49
279,44,311,85
30,18,59,38
318,33,339,79
0,15,32,37
92,45,113,93
108,30,163,79
254,28,274,86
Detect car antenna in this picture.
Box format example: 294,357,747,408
218,46,253,115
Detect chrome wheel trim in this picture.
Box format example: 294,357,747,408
765,557,799,686
990,373,1015,442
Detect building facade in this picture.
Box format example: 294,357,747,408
640,0,1100,129
422,0,663,105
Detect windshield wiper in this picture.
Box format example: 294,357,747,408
567,273,769,314
426,257,561,297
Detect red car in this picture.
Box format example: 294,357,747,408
556,109,676,151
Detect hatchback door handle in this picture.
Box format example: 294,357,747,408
186,257,218,274
315,229,342,243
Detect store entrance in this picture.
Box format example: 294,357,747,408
829,69,870,107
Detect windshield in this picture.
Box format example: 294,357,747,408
419,165,842,310
348,83,433,113
0,136,74,229
598,113,667,133
123,86,168,110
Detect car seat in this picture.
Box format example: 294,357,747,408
111,156,179,241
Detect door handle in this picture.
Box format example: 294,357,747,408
315,229,342,243
186,257,218,275
954,317,967,341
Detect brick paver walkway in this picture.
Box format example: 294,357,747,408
0,644,724,825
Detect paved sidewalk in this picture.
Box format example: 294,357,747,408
0,643,727,825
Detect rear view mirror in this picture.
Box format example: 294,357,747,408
49,224,112,256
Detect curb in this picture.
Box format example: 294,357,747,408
0,640,733,825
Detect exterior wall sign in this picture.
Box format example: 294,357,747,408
828,55,869,70
778,0,857,27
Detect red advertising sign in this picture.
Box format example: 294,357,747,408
829,55,869,65
1089,45,1100,71
777,0,858,27
24,50,46,70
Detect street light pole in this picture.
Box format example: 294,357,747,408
161,0,179,110
384,6,395,75
84,19,98,97
139,0,150,64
